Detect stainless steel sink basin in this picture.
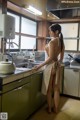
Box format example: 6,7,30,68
27,61,43,68
16,67,31,71
15,61,43,69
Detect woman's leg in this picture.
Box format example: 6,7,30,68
47,68,55,113
47,68,55,112
47,77,52,113
53,85,60,113
53,68,60,113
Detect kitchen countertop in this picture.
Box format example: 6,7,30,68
0,67,44,85
0,64,65,85
65,65,80,70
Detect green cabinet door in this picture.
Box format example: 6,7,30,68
30,72,46,114
17,82,31,119
0,96,1,112
2,82,30,120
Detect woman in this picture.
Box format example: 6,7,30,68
34,24,65,113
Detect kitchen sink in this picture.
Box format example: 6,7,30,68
27,61,43,68
15,60,43,69
16,67,31,71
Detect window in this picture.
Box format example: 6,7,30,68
7,11,37,51
79,24,80,51
79,40,80,50
21,17,37,35
21,36,36,49
60,23,79,51
61,23,78,38
64,39,77,51
21,17,37,50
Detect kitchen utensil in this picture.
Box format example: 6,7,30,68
0,59,16,74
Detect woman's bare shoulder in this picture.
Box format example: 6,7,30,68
49,39,56,45
49,40,55,48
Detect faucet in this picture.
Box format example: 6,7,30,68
6,40,21,52
10,42,19,48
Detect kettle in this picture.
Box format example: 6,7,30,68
0,55,16,74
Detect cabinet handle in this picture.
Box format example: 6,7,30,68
18,87,22,90
18,80,22,82
14,88,18,91
14,87,22,91
13,83,30,91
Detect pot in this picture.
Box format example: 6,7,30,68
0,60,16,74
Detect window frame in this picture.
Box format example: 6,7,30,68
60,22,80,52
7,9,37,52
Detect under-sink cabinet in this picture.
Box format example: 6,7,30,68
2,77,31,120
30,72,46,114
0,71,46,120
63,68,80,97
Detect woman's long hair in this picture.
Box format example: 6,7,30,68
59,32,64,51
49,24,64,51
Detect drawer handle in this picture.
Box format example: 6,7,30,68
13,83,30,91
18,80,22,82
17,87,22,90
14,87,22,91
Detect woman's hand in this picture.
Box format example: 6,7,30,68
32,64,42,71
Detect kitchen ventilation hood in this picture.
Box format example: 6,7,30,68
47,0,80,18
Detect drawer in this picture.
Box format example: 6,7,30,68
2,76,31,93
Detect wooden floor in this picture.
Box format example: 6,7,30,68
28,96,80,120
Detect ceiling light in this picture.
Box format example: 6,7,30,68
24,5,42,16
